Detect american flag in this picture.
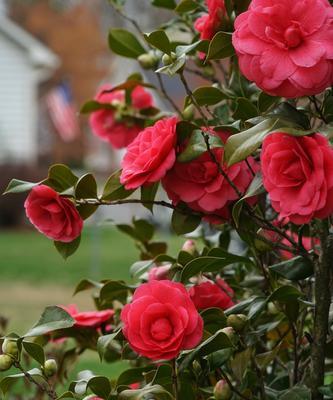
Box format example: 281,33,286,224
46,81,80,142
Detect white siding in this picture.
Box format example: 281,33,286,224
0,33,38,164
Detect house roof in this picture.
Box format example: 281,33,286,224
0,15,60,70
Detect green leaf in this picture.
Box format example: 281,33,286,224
232,172,264,226
178,130,223,162
97,330,123,361
102,170,135,201
279,386,311,400
119,384,173,399
232,97,258,121
171,209,201,235
144,30,171,55
73,279,103,295
181,250,252,282
176,40,208,57
192,86,226,106
75,174,98,199
224,118,280,166
3,179,39,195
108,28,146,58
206,348,233,370
117,366,155,386
269,256,314,281
44,164,78,192
156,54,187,76
141,183,159,212
206,31,234,60
269,102,310,129
201,308,227,334
175,0,198,12
0,368,43,396
151,0,176,9
231,348,252,380
54,236,81,260
88,376,111,398
80,100,114,114
268,285,303,303
99,280,130,305
258,92,280,112
56,392,75,399
24,306,75,337
179,329,233,371
23,341,45,365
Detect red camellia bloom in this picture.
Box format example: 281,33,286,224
24,185,83,243
120,117,178,190
232,0,333,98
121,280,203,360
261,132,333,224
62,304,114,328
89,84,153,149
162,147,258,222
189,280,234,310
194,0,226,40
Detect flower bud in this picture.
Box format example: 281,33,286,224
0,354,13,371
181,239,197,255
182,105,195,121
43,359,58,378
2,339,19,359
162,52,176,66
137,53,158,69
226,314,248,332
202,65,214,77
214,380,232,400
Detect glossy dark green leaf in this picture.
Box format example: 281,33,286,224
0,368,43,396
73,279,103,295
175,0,198,12
3,179,39,195
88,376,112,398
22,341,45,365
144,30,171,55
24,306,75,337
119,384,173,399
75,174,98,199
192,86,226,106
258,92,280,112
99,280,130,305
54,236,81,260
97,330,123,361
117,366,155,386
279,386,311,400
269,102,310,129
80,100,114,114
108,28,146,58
102,170,135,201
268,285,302,303
141,183,159,212
233,97,258,120
171,209,201,235
201,308,227,333
151,0,176,8
269,256,314,281
206,31,234,60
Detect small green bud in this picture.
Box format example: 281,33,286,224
0,354,13,371
214,380,232,400
2,339,19,358
181,239,197,255
182,105,195,121
137,53,158,69
226,314,248,332
162,52,176,66
43,359,58,378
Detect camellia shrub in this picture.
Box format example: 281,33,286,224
2,0,333,399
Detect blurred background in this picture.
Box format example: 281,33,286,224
0,0,193,378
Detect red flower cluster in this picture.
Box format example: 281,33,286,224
194,0,226,40
62,304,114,328
89,85,154,149
189,279,234,310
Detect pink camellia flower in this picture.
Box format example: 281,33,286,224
121,280,203,360
189,280,234,310
280,231,319,259
194,0,226,40
120,117,178,190
24,185,83,243
261,132,333,224
162,146,258,222
148,264,172,281
62,304,114,328
232,0,333,98
89,85,153,149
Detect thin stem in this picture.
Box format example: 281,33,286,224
218,369,251,400
14,362,57,400
291,324,299,385
309,96,328,124
311,221,332,400
156,74,182,116
184,67,218,84
172,359,179,400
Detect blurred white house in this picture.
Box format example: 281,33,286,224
0,1,59,164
